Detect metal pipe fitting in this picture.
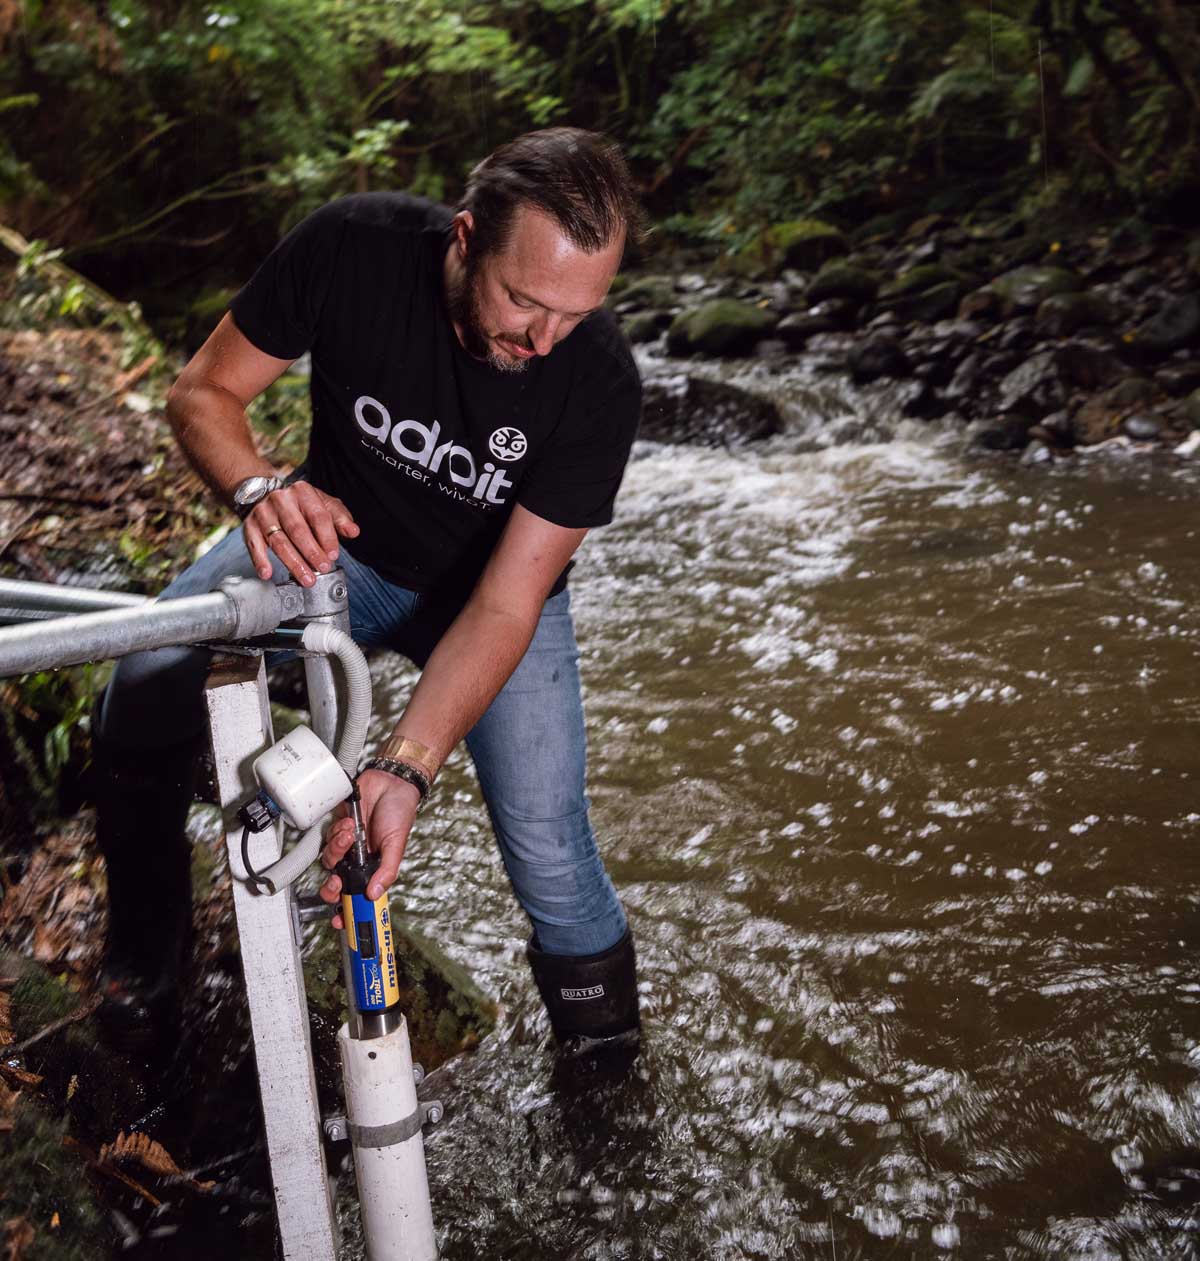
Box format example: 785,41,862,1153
0,577,300,677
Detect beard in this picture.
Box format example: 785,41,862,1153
445,256,533,375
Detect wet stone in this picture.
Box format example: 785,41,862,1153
639,374,783,446
931,317,984,342
990,265,1084,313
959,286,1003,321
994,317,1037,352
944,350,985,403
623,311,669,344
1035,290,1118,337
1155,363,1200,397
847,335,912,384
1123,413,1164,441
1133,292,1200,358
881,263,963,298
886,281,962,324
1054,342,1123,390
998,351,1064,417
610,275,678,311
975,416,1034,451
776,312,833,349
1182,388,1200,429
807,263,881,306
1108,376,1157,407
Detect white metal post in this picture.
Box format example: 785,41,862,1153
204,654,339,1260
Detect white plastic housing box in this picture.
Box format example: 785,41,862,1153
253,725,352,830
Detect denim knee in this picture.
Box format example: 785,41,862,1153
488,802,627,955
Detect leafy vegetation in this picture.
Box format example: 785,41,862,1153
1,0,1195,301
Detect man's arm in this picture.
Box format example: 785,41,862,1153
167,313,359,586
320,504,587,903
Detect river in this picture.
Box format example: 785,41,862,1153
353,358,1200,1259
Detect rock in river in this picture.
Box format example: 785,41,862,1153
640,374,783,447
612,274,678,312
1132,293,1200,358
806,262,881,305
766,219,850,271
988,265,1084,314
1035,290,1117,337
998,351,1065,418
1123,413,1164,441
666,300,777,357
847,335,912,384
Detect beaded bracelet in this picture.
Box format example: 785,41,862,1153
361,756,432,805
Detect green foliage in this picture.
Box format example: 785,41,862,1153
1,0,1197,283
0,665,105,832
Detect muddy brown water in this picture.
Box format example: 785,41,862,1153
351,361,1200,1259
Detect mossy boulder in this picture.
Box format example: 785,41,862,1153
622,311,668,344
881,264,965,298
806,262,881,306
886,281,963,324
1035,290,1118,337
766,219,850,271
611,275,678,311
666,300,777,357
988,266,1084,313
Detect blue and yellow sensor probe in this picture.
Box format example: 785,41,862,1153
335,792,401,1027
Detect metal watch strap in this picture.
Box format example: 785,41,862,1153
362,757,431,804
233,474,286,520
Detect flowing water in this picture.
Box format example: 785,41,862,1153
349,358,1200,1259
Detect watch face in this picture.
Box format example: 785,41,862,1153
234,476,273,507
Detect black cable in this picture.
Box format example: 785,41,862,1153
241,824,274,895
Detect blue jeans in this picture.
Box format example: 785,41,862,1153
97,527,628,957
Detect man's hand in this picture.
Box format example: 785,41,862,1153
318,769,421,925
243,480,360,587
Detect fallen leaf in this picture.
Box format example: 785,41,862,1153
0,1063,42,1089
98,1132,213,1192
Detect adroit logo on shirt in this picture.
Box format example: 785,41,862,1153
488,426,527,461
354,394,523,507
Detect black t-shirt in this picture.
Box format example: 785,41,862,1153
229,193,640,599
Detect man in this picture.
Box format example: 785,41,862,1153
94,127,643,1057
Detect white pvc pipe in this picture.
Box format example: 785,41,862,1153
338,1019,437,1260
255,622,374,894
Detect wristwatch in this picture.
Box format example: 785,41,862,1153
232,474,286,519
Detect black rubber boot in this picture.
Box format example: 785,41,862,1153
526,929,641,1060
92,716,202,1053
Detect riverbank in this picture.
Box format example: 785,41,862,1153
619,210,1200,460
0,291,494,1257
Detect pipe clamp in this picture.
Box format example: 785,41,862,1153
347,1100,443,1149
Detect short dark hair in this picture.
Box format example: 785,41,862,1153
459,127,643,261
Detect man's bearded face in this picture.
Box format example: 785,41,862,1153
446,251,534,375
